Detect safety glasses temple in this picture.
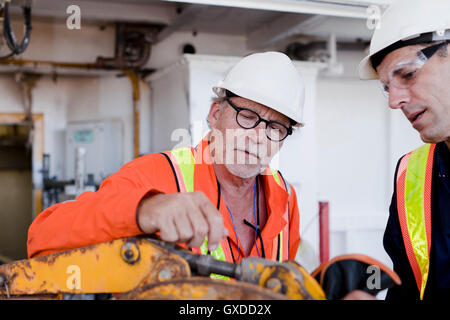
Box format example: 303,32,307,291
419,40,449,60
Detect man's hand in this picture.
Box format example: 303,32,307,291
137,192,228,251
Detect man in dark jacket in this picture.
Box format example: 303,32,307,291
358,0,450,300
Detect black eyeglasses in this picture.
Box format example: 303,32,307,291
225,98,292,142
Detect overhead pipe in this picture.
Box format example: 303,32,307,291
96,23,159,70
123,70,141,159
0,58,98,70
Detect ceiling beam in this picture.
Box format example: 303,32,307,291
161,0,370,19
310,0,390,6
156,5,209,43
28,0,176,25
247,13,327,49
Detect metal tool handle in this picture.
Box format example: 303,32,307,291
145,237,238,278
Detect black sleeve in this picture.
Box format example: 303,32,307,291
383,156,421,300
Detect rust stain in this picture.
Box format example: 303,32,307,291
115,277,289,300
256,263,264,274
17,264,35,282
34,249,74,265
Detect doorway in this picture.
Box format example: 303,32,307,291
0,113,43,261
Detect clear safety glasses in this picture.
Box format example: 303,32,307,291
380,41,449,98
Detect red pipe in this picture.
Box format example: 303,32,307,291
319,201,330,264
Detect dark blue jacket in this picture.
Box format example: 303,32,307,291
384,141,450,300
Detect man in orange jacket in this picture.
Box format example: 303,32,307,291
27,52,376,300
27,52,304,263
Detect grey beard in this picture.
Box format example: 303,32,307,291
224,163,265,179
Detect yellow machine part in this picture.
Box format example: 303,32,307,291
114,277,289,300
243,259,326,300
0,236,327,300
0,237,190,296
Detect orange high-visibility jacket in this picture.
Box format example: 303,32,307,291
27,135,301,260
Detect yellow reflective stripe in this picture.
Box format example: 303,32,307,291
270,168,288,262
200,236,227,260
171,147,195,193
270,168,281,186
171,147,230,280
404,144,431,299
200,237,209,255
200,236,230,280
210,273,229,280
210,246,229,280
210,244,226,261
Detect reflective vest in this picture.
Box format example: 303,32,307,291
396,143,436,300
162,146,291,276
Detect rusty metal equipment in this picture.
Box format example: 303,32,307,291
96,23,163,70
0,236,327,300
114,278,288,300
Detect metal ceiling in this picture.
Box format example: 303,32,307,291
6,0,390,60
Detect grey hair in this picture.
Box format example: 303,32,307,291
206,96,227,128
212,96,227,105
438,41,449,57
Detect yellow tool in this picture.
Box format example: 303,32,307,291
0,236,326,300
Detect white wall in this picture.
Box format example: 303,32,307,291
315,50,423,268
276,64,322,270
149,60,190,153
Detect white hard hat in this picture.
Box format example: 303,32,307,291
213,51,305,126
359,0,450,80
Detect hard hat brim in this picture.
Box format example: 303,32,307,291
358,54,379,80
